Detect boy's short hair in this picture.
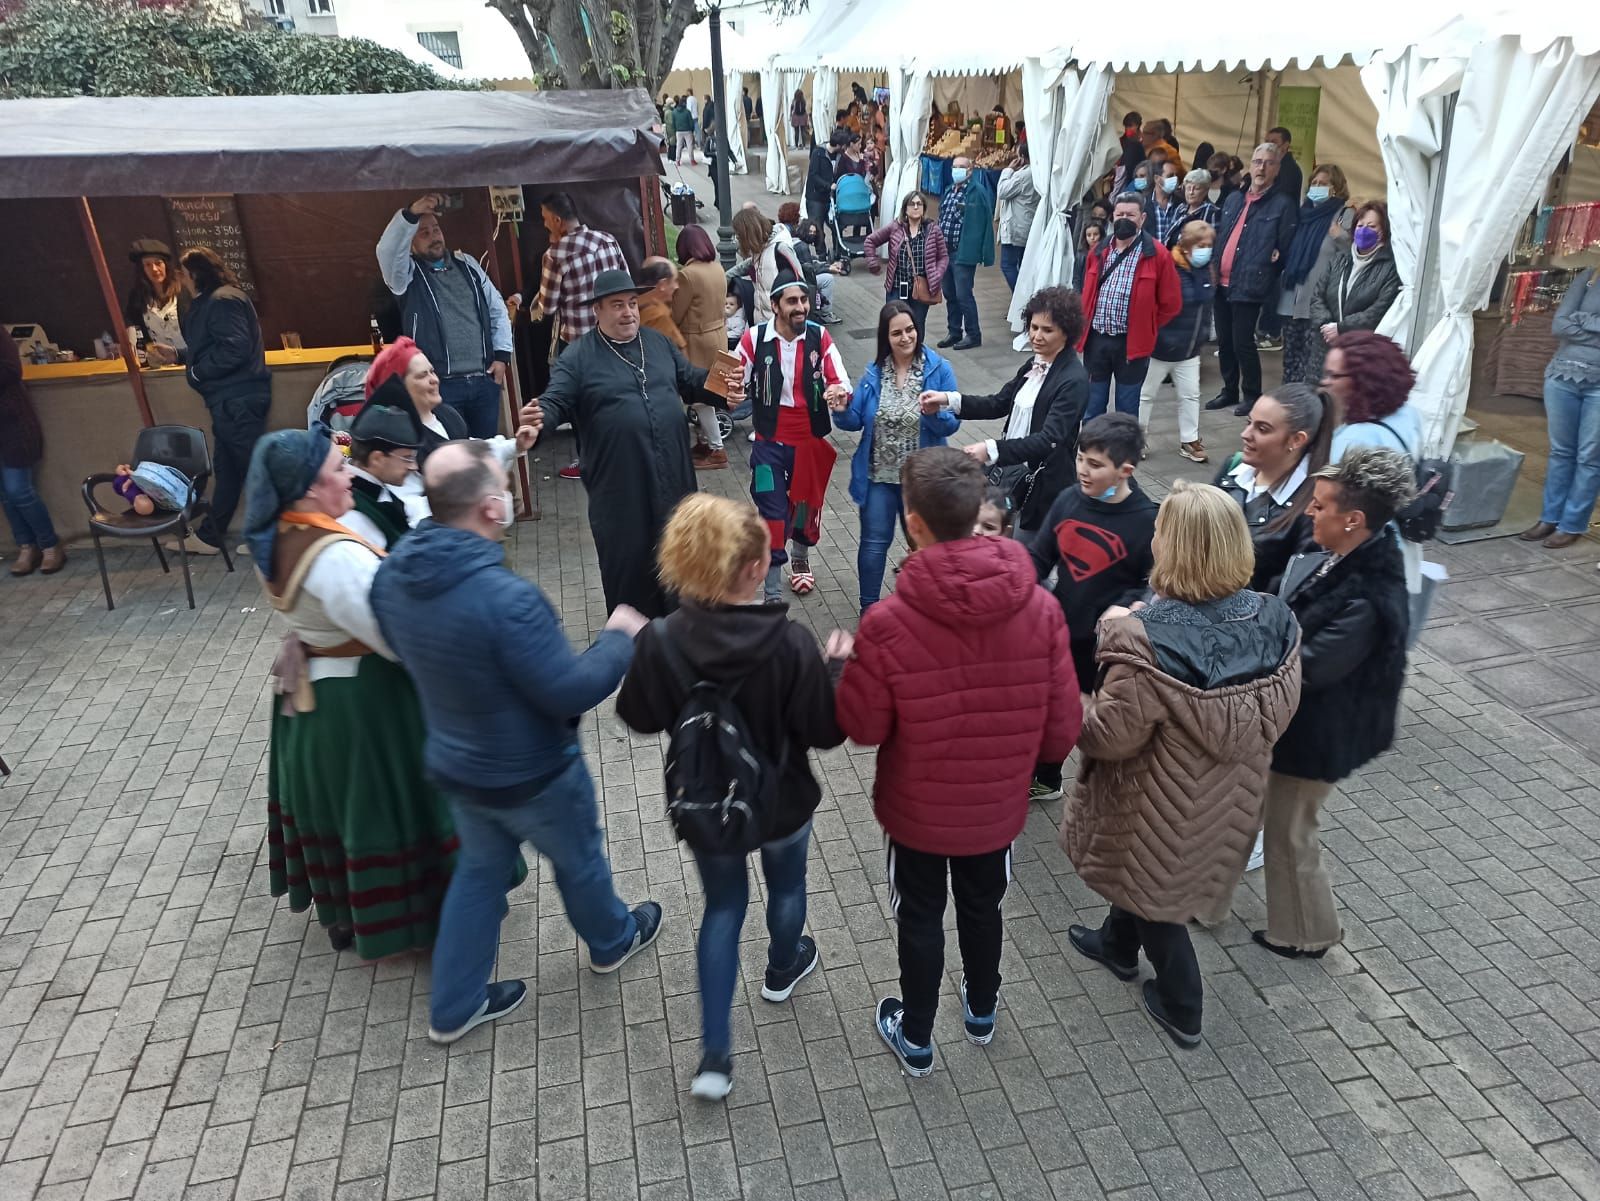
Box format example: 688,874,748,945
1077,413,1145,468
901,447,985,543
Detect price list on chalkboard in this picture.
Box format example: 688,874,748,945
164,194,257,295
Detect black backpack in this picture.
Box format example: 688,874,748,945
1376,420,1455,543
652,620,784,855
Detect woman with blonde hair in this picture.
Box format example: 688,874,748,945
1140,220,1216,463
617,493,845,1102
1061,479,1302,1048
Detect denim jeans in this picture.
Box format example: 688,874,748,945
1081,331,1151,420
439,372,503,440
857,481,904,612
1539,374,1600,534
0,465,59,550
429,756,635,1031
946,263,980,341
692,821,812,1056
1000,243,1025,292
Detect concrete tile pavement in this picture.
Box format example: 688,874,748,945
1,158,1599,1198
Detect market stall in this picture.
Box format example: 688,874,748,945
0,89,663,546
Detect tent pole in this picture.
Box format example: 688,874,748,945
480,195,538,521
1252,70,1269,145
708,5,738,268
1408,93,1458,355
78,196,154,428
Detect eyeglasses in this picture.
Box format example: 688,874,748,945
1323,371,1353,381
386,451,420,466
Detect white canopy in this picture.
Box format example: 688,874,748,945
670,18,758,74
770,0,1038,75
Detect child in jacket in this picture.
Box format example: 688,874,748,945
834,447,1081,1077
1027,414,1158,800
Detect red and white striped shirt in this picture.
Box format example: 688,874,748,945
736,320,849,407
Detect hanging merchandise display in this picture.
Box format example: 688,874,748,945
1501,267,1578,324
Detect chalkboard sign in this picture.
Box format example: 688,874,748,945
164,194,257,295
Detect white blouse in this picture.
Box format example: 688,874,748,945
286,541,395,682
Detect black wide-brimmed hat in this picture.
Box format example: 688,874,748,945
589,268,648,305
349,376,424,450
128,238,174,263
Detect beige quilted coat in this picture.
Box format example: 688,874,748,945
1060,613,1302,923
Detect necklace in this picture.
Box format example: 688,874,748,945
601,332,647,398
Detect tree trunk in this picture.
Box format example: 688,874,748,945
485,0,701,93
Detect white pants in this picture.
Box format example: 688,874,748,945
693,404,723,449
1139,356,1201,444
676,132,696,163
815,271,835,311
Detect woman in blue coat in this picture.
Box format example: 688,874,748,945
831,301,959,613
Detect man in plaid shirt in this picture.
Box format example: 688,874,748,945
1075,192,1182,420
528,192,628,479
531,192,628,347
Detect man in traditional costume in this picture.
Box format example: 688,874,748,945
735,269,851,602
518,269,741,617
243,427,470,958
342,379,425,549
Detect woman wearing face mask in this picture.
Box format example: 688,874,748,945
1128,161,1154,200
1213,382,1333,592
1140,222,1216,463
1279,166,1354,385
833,302,961,612
1165,170,1221,250
1311,201,1401,347
916,286,1090,536
1206,154,1235,203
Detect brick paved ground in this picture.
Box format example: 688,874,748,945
2,160,1600,1200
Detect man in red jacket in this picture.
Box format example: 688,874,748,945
1077,191,1183,422
834,447,1081,1076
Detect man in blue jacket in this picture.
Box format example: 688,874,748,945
371,440,661,1045
1206,143,1299,417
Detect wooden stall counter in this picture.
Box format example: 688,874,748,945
14,345,373,549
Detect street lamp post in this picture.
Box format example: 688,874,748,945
707,5,737,268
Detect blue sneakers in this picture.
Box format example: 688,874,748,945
427,979,527,1045
960,976,998,1046
876,996,934,1077
590,901,664,974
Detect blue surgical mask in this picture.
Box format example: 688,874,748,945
1097,485,1119,501
951,167,969,184
1132,177,1149,192
1162,175,1178,194
1307,185,1331,203
1190,246,1213,267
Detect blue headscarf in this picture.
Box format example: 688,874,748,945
243,426,332,580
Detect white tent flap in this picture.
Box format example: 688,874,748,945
760,68,789,194
1407,35,1600,454
724,70,748,175
887,69,935,222
1008,65,1116,335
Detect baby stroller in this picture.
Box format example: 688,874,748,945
830,173,874,263
306,354,373,432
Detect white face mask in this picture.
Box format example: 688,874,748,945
495,491,515,529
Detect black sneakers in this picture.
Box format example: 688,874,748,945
427,980,528,1045
1067,924,1139,981
590,901,665,974
761,935,820,1002
1142,980,1201,1049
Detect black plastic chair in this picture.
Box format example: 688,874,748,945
81,425,235,610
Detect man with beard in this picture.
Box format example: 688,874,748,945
735,270,850,603
377,194,513,439
517,270,740,617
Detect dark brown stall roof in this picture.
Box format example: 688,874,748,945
0,88,664,199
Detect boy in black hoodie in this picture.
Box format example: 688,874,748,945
1028,413,1159,800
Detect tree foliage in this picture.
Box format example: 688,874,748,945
0,0,479,98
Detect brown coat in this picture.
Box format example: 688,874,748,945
1060,606,1301,923
639,295,686,350
671,259,728,370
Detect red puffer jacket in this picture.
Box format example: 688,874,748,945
836,536,1082,856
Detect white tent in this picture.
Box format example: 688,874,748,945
1365,7,1600,453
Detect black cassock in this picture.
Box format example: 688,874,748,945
540,327,715,616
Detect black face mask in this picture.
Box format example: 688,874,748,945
1113,217,1139,241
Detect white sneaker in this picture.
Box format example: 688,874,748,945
1245,831,1265,872
164,534,219,556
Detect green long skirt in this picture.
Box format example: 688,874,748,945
267,655,463,960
